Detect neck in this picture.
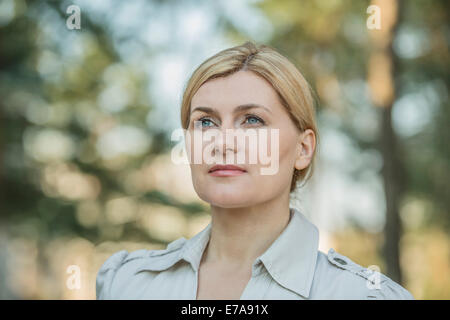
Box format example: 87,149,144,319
203,191,292,268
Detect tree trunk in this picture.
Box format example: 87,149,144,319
380,106,405,284
368,0,405,284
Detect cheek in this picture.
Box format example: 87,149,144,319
255,128,296,170
189,164,210,200
278,134,296,166
223,129,293,196
258,129,297,183
184,130,201,164
189,163,205,185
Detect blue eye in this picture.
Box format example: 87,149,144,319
200,118,214,127
245,115,264,125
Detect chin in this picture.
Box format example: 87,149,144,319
197,185,254,208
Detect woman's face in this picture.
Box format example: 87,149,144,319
186,70,314,208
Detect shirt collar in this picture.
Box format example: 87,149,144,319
257,207,319,298
137,207,319,299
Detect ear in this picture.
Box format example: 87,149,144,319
294,129,316,171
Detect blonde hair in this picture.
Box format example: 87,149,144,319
180,41,319,192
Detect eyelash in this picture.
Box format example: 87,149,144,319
196,114,265,128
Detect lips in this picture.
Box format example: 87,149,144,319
208,164,247,177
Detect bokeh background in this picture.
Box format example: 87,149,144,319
0,0,448,299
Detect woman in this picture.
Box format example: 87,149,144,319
96,41,414,300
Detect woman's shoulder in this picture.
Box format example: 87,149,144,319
97,237,187,272
313,248,414,300
95,237,187,299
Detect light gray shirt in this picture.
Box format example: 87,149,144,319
96,208,414,300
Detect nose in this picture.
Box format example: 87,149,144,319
213,128,237,155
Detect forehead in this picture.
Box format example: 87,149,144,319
191,70,282,112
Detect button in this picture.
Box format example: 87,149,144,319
334,257,347,265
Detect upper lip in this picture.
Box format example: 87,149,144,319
208,165,247,173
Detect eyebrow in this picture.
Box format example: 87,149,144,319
190,103,272,116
